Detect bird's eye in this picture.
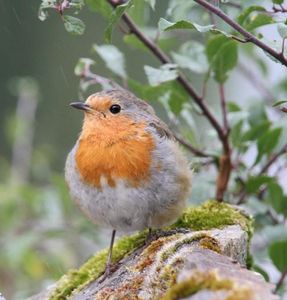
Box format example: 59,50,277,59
109,104,121,114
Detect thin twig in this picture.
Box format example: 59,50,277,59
80,61,123,90
193,0,287,67
273,4,287,13
275,268,287,292
229,35,249,43
281,38,286,56
173,133,215,158
237,144,287,204
259,144,287,175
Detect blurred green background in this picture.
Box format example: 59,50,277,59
1,0,104,166
0,1,109,298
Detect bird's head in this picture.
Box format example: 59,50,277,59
70,89,156,136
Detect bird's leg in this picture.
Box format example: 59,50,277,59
145,227,156,245
148,227,153,239
100,229,116,282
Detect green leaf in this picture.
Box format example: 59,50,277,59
93,44,127,78
206,35,238,83
38,0,57,21
144,64,178,86
248,102,268,127
69,0,85,10
105,0,133,43
266,182,287,216
245,176,273,194
171,41,208,74
242,121,270,141
128,0,146,26
255,127,282,164
166,0,196,21
124,34,148,52
230,120,244,148
74,58,95,76
63,15,85,35
272,0,284,4
158,18,214,33
277,23,287,39
167,82,188,115
269,240,287,272
252,265,269,282
238,6,274,31
144,0,156,10
273,100,287,107
245,14,274,31
86,0,112,18
228,102,241,112
128,79,188,115
238,6,266,25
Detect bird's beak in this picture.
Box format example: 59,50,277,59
70,102,91,112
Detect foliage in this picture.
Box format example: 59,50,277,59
1,0,287,298
0,79,100,299
269,240,287,273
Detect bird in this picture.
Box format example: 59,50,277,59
65,89,192,280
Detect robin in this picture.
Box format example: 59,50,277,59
65,89,192,279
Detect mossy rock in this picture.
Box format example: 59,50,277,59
160,270,249,300
48,200,253,300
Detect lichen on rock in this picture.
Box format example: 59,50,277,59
160,270,250,300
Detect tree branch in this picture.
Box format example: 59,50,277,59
272,4,287,13
173,133,215,159
259,144,287,175
122,13,227,141
275,267,287,292
193,0,287,67
236,144,287,205
107,0,233,201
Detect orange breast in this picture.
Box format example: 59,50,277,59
75,116,155,189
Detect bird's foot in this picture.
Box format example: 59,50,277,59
145,228,159,245
161,228,191,237
98,262,118,283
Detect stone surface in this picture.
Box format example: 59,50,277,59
29,225,278,300
177,248,278,300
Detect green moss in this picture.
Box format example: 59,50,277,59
49,200,253,300
160,271,233,300
49,230,148,300
199,236,221,253
170,200,253,238
160,270,252,300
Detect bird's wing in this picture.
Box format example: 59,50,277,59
148,118,175,140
